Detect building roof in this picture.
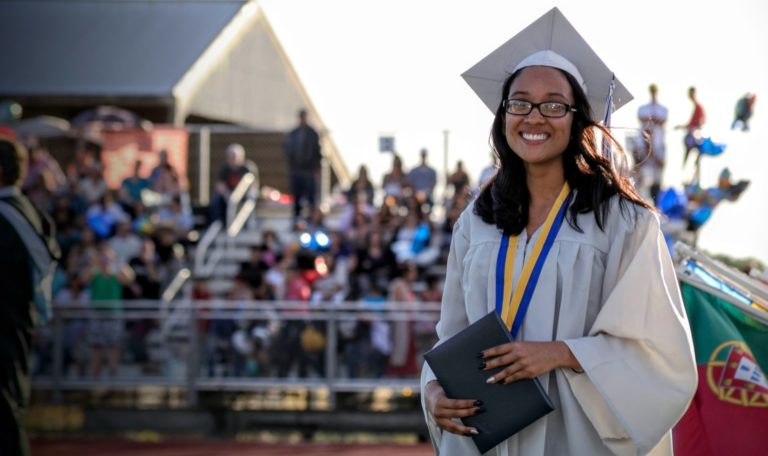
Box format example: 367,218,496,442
0,0,242,98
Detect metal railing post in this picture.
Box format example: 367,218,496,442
325,307,338,409
187,300,199,407
51,311,64,403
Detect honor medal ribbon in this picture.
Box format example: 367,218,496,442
495,183,572,338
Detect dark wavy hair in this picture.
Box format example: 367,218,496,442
474,68,651,235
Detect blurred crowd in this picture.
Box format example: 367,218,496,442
192,149,479,379
25,134,484,381
24,136,193,379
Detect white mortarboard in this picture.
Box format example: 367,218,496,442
462,7,632,121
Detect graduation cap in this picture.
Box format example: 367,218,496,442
462,7,632,121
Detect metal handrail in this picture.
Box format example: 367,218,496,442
674,242,768,311
193,219,222,274
35,298,441,407
226,170,259,234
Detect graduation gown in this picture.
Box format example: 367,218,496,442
420,195,697,456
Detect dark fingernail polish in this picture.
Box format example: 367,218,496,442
476,352,484,358
474,400,483,406
475,407,486,414
477,362,486,370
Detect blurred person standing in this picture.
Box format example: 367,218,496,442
283,109,322,228
0,137,60,456
731,92,756,131
676,86,706,167
407,148,438,215
633,83,668,204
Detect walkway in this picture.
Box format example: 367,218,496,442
32,439,434,456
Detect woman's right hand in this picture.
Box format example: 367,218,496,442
424,380,482,436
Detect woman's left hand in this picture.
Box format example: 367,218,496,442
478,341,580,384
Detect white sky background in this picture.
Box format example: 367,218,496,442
260,0,768,265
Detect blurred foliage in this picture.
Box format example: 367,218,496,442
709,251,766,275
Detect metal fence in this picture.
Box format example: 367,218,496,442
32,299,441,408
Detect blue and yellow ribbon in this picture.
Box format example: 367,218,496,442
495,182,572,338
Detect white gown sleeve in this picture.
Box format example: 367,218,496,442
562,208,697,455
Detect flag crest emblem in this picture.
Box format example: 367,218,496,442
707,341,768,407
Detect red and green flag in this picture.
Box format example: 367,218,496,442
673,280,768,455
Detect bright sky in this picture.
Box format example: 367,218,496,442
260,0,768,266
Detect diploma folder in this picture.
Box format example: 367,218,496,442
423,311,555,454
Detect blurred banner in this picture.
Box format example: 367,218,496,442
101,126,188,189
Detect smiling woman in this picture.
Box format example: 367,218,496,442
420,8,698,456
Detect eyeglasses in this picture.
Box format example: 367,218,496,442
503,99,577,118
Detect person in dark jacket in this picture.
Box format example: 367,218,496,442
283,109,322,227
0,137,60,456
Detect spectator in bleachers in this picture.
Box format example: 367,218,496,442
206,301,238,378
341,284,389,378
154,194,194,242
231,320,258,377
338,200,369,246
70,140,101,182
389,209,434,265
53,275,90,378
109,219,142,266
78,163,108,206
125,238,161,300
345,164,375,206
50,193,83,261
353,230,397,297
381,154,409,206
446,160,470,202
147,159,182,207
260,229,283,268
148,149,171,186
152,225,186,289
476,151,498,194
85,190,129,240
386,261,419,378
131,201,154,237
117,159,151,218
311,251,349,305
414,273,441,360
226,277,265,378
406,148,437,215
209,143,256,224
273,260,316,378
264,251,288,301
83,243,134,378
65,227,99,277
238,245,271,299
22,138,67,209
